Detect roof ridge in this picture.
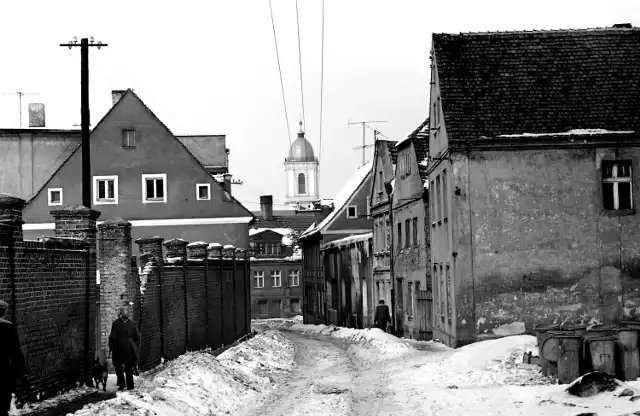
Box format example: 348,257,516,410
435,26,637,37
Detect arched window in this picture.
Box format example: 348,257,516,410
298,173,306,194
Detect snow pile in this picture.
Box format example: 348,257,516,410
289,323,411,357
51,331,294,416
497,129,635,138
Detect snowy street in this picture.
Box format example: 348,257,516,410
12,318,640,416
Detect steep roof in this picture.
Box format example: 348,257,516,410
176,135,227,170
432,26,640,142
26,89,253,218
302,160,373,238
410,118,430,184
251,210,317,234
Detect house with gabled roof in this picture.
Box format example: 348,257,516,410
427,24,640,347
391,117,431,340
21,89,254,253
299,161,373,324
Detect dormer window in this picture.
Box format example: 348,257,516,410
347,205,358,218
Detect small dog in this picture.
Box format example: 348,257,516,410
92,358,109,392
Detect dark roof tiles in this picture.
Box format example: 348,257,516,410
432,27,640,142
251,210,317,234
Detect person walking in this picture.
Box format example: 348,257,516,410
108,305,140,391
0,300,28,416
373,299,391,333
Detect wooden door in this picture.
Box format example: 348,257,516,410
416,289,433,341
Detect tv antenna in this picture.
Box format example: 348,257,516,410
348,120,387,165
1,91,40,127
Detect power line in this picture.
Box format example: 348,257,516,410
268,0,293,147
318,0,325,171
295,0,306,131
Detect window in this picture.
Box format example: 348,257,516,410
603,161,633,210
442,169,448,219
436,175,442,221
404,153,411,176
289,270,300,286
267,243,280,256
93,175,118,205
347,205,358,218
196,183,211,201
258,300,268,315
48,188,63,206
290,299,301,313
271,270,282,287
405,219,411,248
298,173,306,194
254,271,264,288
379,171,384,195
142,173,167,203
397,222,402,249
412,217,418,246
122,129,136,148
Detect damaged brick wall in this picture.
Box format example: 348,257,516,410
466,147,640,337
0,195,99,402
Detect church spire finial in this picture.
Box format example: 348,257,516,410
298,118,304,136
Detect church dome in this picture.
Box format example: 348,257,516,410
286,121,317,162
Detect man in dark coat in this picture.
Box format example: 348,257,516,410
0,300,28,416
374,299,391,332
108,305,140,391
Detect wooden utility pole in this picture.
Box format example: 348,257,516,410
1,91,40,127
60,37,107,208
348,120,387,165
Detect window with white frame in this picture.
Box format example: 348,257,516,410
253,271,264,288
289,270,300,286
271,270,282,287
347,205,357,218
196,183,211,200
93,175,118,205
48,188,63,206
603,161,633,211
142,173,167,203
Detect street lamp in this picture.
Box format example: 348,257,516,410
384,181,396,335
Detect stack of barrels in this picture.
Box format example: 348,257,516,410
534,321,640,384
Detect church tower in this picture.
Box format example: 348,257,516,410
284,121,319,208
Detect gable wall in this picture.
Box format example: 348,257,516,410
327,174,373,233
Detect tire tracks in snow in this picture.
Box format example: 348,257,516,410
240,330,390,416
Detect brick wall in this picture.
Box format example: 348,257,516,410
0,195,99,401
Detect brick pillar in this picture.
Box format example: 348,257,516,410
0,194,26,323
187,242,208,260
222,244,236,259
207,242,223,259
50,204,100,385
137,236,165,266
164,238,188,264
97,218,132,359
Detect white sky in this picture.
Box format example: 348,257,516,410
1,0,638,211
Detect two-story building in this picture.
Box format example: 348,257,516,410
427,24,640,347
300,161,373,325
20,89,253,253
249,195,318,318
392,118,431,339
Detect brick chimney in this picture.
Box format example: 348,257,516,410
111,90,127,106
223,173,232,195
260,195,273,221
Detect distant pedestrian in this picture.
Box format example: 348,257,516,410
0,300,28,416
374,299,391,333
108,305,140,391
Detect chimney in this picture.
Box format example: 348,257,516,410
28,103,45,127
111,90,127,106
260,195,273,221
223,173,232,195
613,23,632,28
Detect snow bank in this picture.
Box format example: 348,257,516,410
445,335,536,372
289,323,411,357
32,331,295,416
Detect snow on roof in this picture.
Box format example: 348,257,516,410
321,232,372,250
249,227,293,237
302,161,373,238
497,129,635,138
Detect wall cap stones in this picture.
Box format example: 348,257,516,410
97,217,131,229
163,238,189,248
51,205,101,219
135,236,164,245
0,194,26,209
223,244,236,251
186,241,208,248
207,242,222,250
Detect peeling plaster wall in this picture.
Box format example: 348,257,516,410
465,147,640,337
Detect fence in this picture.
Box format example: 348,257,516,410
0,196,99,402
0,195,251,403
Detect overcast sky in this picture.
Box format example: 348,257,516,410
1,0,638,211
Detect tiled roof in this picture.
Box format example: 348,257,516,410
251,210,317,234
410,118,430,183
432,26,640,142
